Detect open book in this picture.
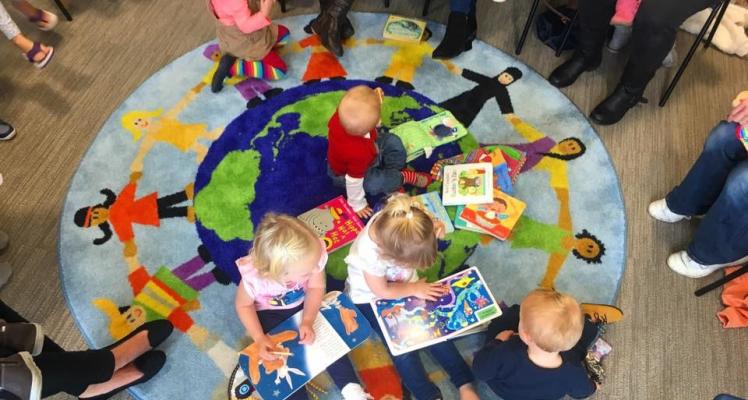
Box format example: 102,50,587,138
298,196,365,253
391,111,468,161
370,267,501,356
238,292,371,400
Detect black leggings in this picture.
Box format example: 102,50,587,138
0,301,116,397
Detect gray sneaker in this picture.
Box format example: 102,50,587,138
607,25,632,53
0,352,42,400
0,120,15,141
0,321,44,356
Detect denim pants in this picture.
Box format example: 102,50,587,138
666,122,748,265
450,0,477,16
258,304,361,400
357,303,474,400
328,129,407,196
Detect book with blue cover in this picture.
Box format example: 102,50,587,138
413,191,454,234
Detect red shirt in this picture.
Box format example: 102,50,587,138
327,111,378,178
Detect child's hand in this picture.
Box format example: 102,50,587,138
259,0,275,18
495,330,515,341
411,278,448,301
356,206,373,219
255,335,278,361
728,96,748,127
299,322,315,345
433,219,446,239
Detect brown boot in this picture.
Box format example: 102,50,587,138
311,0,355,56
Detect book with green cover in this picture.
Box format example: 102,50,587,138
391,111,468,162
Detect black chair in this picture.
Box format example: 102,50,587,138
659,0,730,106
52,0,72,21
384,0,432,17
515,0,577,57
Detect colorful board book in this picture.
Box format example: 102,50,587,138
413,191,454,234
371,267,501,356
391,111,469,162
738,124,748,151
493,145,526,184
383,15,428,43
429,148,491,180
238,292,371,400
298,196,364,253
441,162,494,206
458,189,526,240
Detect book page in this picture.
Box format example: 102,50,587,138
303,314,350,377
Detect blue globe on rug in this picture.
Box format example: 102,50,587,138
59,12,626,400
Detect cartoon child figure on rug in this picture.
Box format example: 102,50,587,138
366,30,435,91
281,34,356,84
73,172,195,257
326,85,433,218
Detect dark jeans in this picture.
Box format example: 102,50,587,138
450,0,477,15
484,304,600,362
257,304,360,400
666,122,748,265
0,300,116,397
357,303,474,400
576,0,714,90
328,129,407,196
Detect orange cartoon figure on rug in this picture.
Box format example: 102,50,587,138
281,35,355,84
73,172,195,257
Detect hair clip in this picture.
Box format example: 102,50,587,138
405,211,414,219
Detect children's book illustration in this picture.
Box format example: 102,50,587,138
430,148,491,180
238,292,371,400
460,189,526,240
391,111,468,161
371,267,501,356
441,163,494,206
413,192,454,234
383,15,427,43
298,196,365,253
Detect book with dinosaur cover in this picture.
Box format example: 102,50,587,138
413,191,454,234
237,292,371,400
298,196,365,253
441,163,494,206
371,267,501,356
391,111,469,161
383,15,428,43
458,189,526,240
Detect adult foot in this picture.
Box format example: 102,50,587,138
108,320,173,369
648,199,688,223
310,0,354,56
0,352,41,400
548,51,601,88
589,85,644,125
667,251,726,278
0,121,16,141
80,351,166,399
0,321,44,356
432,12,474,60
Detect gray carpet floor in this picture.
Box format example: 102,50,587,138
1,0,747,399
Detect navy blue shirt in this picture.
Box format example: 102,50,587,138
473,336,596,400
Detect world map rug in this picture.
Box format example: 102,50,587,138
59,12,626,400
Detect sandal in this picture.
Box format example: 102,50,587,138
28,9,58,31
23,42,54,69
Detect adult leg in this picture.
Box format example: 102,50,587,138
310,0,355,56
549,0,615,88
590,0,714,125
35,349,115,397
432,0,477,60
0,300,64,354
666,122,746,216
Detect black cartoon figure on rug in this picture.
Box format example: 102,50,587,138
73,172,195,257
440,65,523,128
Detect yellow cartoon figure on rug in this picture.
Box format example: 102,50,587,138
122,82,222,171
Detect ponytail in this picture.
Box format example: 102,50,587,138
370,194,437,269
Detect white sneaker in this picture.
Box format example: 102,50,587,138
648,199,688,223
341,383,373,400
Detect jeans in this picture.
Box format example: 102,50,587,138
450,0,477,16
357,303,474,400
257,304,361,400
328,129,407,196
576,0,713,90
666,122,748,265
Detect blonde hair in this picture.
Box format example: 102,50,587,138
338,85,381,136
250,213,320,281
520,289,584,352
370,194,437,269
121,109,163,141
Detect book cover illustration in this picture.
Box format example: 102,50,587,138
383,15,427,43
459,189,526,240
486,147,514,195
391,111,468,161
429,148,491,180
492,145,526,184
238,292,371,400
441,163,494,206
298,196,364,253
371,267,501,356
738,124,748,151
413,191,454,234
453,205,490,234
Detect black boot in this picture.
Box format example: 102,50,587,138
0,352,40,400
432,12,474,60
0,321,43,356
548,49,602,88
311,0,355,56
340,16,355,40
211,54,237,93
590,85,646,125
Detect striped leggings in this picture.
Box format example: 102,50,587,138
229,24,290,81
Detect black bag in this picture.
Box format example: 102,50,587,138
535,5,579,52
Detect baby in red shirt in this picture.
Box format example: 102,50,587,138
327,86,431,218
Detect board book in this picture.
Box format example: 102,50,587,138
458,189,526,240
238,292,371,400
453,205,490,234
492,145,526,184
391,111,468,161
429,148,491,180
298,196,364,253
383,15,428,43
413,191,454,234
441,163,494,206
738,124,748,152
371,267,501,356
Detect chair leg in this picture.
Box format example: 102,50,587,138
555,10,578,57
279,0,287,12
515,0,541,55
695,264,748,297
384,0,390,8
704,0,730,49
53,0,72,21
658,3,722,107
422,0,430,16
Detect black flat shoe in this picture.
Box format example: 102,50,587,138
432,12,474,60
84,351,166,400
106,319,173,352
548,51,601,88
590,85,646,125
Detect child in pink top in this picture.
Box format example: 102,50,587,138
234,213,370,400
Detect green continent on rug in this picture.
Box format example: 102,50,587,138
59,12,626,400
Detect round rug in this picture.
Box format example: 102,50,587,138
60,12,626,400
